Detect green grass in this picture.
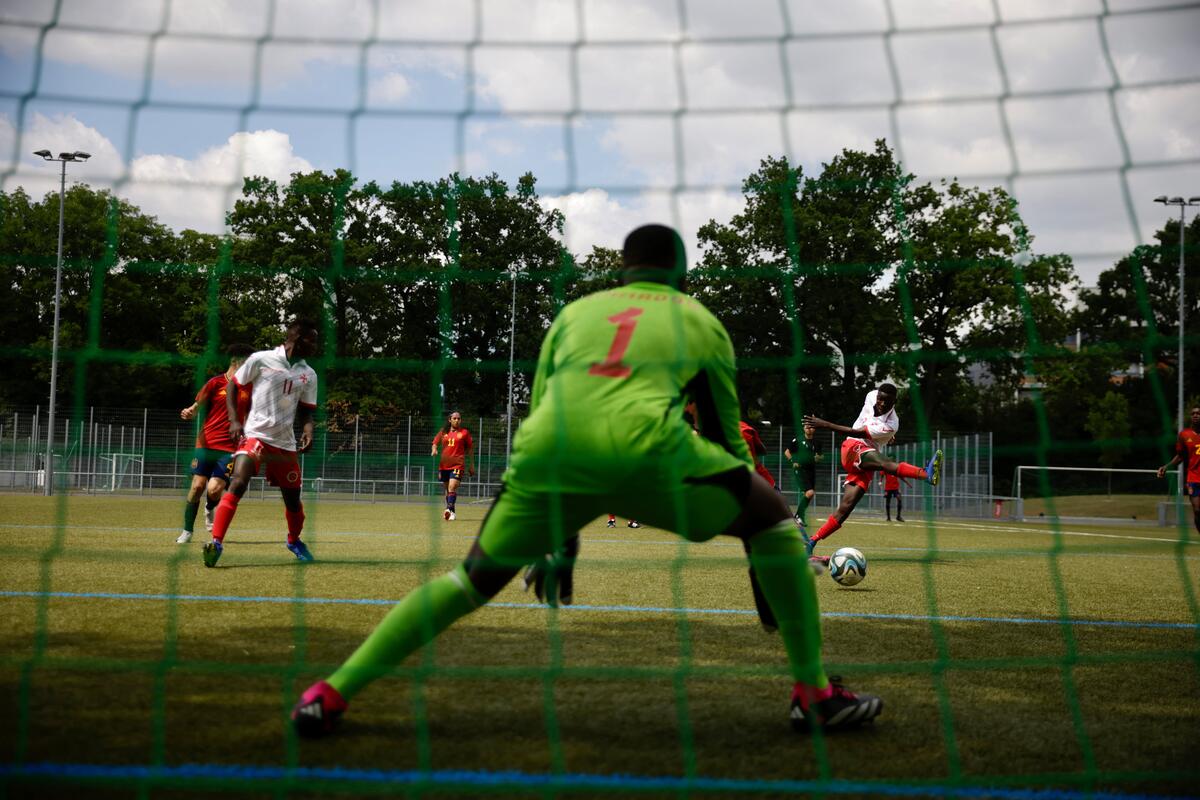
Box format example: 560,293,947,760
1,493,1198,798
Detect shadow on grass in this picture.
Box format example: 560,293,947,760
3,604,1198,797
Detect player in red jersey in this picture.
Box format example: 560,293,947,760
882,471,911,522
177,345,254,544
1157,405,1200,537
431,412,474,521
803,384,941,564
739,420,778,488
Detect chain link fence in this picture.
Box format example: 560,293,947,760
0,406,999,518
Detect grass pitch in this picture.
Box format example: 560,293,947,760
1,493,1198,799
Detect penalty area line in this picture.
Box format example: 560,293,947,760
0,590,1192,631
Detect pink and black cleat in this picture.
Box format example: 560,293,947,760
291,680,348,738
790,676,882,732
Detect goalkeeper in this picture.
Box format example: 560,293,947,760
292,224,883,736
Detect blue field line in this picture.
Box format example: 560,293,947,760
0,762,1192,800
0,590,1194,631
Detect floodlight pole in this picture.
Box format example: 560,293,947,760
505,267,518,467
34,149,91,496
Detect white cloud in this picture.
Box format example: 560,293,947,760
2,114,312,233
541,187,745,264
681,43,785,110
890,0,994,29
473,47,573,111
3,0,1197,289
897,102,1012,177
480,0,579,41
582,0,679,41
892,30,1001,100
125,130,314,232
369,72,414,104
995,19,1109,93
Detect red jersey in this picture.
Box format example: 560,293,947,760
1176,427,1200,483
884,473,900,492
433,427,474,469
739,421,775,487
194,374,251,452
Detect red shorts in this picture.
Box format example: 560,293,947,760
237,437,302,489
840,437,877,491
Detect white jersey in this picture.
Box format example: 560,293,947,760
234,345,318,451
850,389,899,449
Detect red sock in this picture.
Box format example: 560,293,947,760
897,462,926,480
212,493,240,542
812,515,841,542
791,681,835,709
285,506,305,544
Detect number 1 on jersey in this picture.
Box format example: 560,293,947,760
589,307,643,378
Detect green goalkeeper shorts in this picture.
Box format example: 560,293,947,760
477,466,753,567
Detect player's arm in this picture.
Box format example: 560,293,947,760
225,380,242,439
802,414,868,438
296,403,315,453
1157,453,1183,479
228,353,261,440
296,372,318,453
685,328,751,464
527,314,564,416
182,381,212,421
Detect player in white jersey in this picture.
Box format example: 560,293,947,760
203,319,320,567
801,383,941,564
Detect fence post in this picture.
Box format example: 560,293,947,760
405,414,412,499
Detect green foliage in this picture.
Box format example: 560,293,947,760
1083,391,1132,468
0,142,1186,469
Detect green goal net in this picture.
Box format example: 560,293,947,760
1,1,1198,798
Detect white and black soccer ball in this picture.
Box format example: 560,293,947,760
829,547,867,587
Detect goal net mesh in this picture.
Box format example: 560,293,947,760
1,1,1198,797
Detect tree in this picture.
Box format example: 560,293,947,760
225,170,568,425
1075,215,1200,437
0,184,241,410
1083,390,1132,494
692,141,1078,433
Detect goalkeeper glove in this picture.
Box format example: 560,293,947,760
523,534,581,607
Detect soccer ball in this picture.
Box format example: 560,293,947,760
829,547,867,587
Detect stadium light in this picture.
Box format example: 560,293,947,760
505,266,518,467
1153,194,1199,497
33,148,92,495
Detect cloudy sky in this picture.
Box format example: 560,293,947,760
1,0,1198,285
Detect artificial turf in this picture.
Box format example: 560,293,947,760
1,493,1198,799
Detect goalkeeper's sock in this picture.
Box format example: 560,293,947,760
812,515,840,543
182,500,200,533
797,494,811,523
327,565,488,700
211,493,239,542
285,505,305,544
747,520,827,687
446,492,456,512
897,462,925,481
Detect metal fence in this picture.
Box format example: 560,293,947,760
0,406,1000,518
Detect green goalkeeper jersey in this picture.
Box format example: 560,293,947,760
504,281,753,494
